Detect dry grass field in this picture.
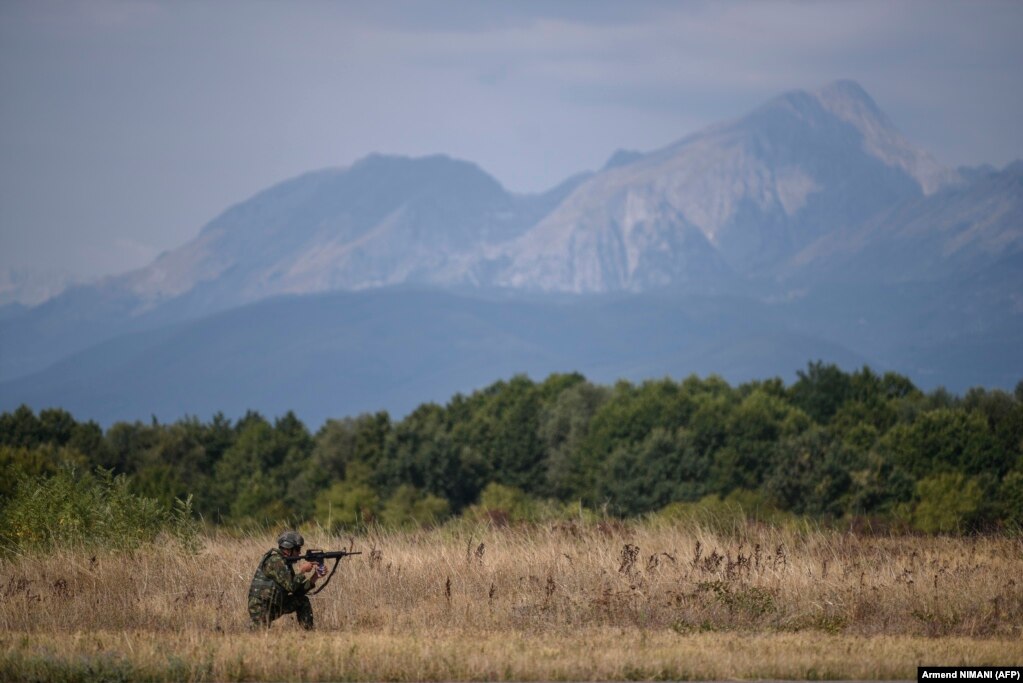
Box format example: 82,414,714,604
2,519,1021,681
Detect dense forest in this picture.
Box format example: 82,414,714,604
2,363,1022,539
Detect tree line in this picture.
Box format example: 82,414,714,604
2,362,1022,535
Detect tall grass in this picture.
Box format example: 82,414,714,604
1,519,1021,681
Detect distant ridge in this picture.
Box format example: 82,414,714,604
1,80,1020,423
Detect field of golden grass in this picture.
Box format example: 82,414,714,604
2,520,1021,681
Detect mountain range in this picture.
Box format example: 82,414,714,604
2,80,1020,425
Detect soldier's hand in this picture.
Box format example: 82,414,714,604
297,560,315,573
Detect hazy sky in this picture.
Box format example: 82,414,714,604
2,0,1022,283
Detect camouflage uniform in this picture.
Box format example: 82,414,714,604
248,548,315,629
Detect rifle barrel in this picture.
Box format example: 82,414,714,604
285,550,362,563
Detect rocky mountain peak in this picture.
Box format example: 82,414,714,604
602,149,645,171
494,81,965,289
813,79,887,124
814,80,958,194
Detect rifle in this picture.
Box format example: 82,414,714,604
285,549,361,595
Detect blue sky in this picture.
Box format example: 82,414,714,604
1,0,1021,284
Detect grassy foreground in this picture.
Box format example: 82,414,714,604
1,520,1021,681
3,630,1018,682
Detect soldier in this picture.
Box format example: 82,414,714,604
248,530,326,630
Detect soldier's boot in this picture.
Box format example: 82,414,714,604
295,595,314,630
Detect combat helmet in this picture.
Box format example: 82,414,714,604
277,530,304,550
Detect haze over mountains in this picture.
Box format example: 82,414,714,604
2,80,1020,425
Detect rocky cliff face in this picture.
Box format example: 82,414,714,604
489,80,962,292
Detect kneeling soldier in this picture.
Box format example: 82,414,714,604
248,530,325,630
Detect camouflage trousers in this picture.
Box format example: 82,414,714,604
248,592,314,630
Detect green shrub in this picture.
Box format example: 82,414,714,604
911,472,983,533
0,444,85,503
314,480,379,531
655,489,797,534
998,470,1023,531
378,485,451,529
0,467,198,551
467,482,596,525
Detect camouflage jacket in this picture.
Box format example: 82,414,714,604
251,548,313,601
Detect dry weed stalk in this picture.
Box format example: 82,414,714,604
2,521,1022,681
0,521,1020,639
